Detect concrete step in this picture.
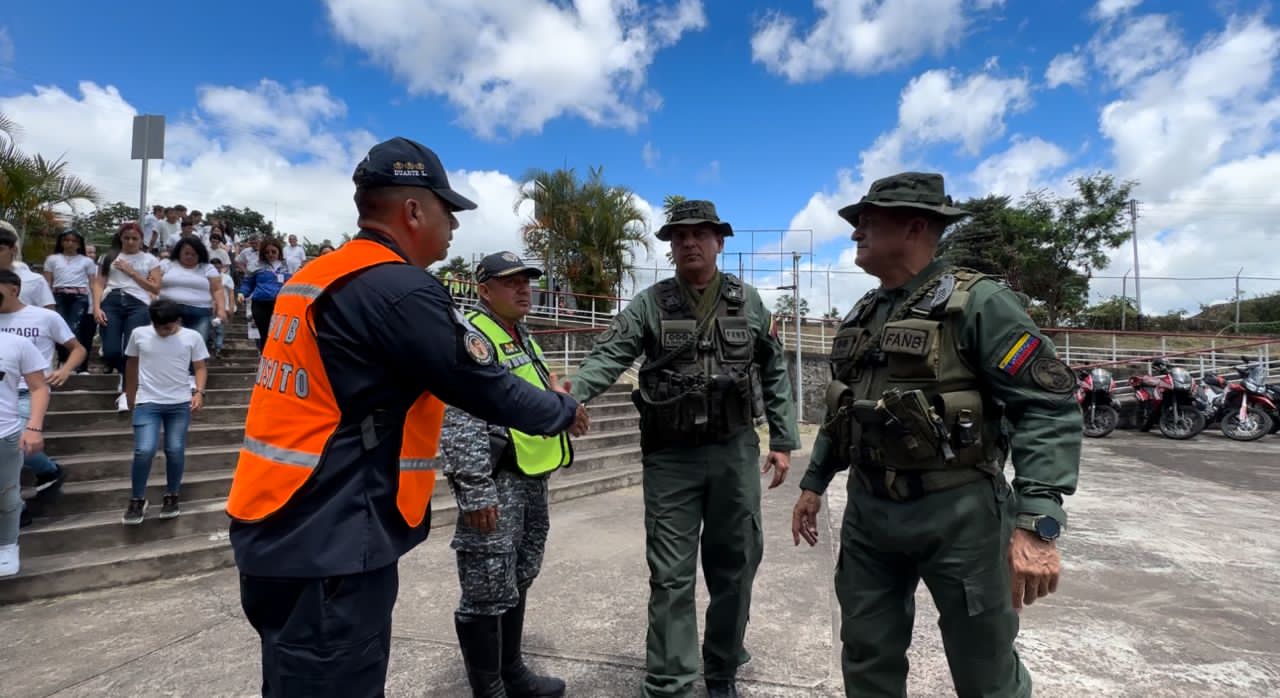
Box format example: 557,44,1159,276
45,404,247,432
58,445,240,483
52,387,253,412
18,497,230,558
60,372,255,392
47,424,241,458
1,460,646,605
42,440,644,518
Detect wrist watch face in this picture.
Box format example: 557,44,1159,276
1034,516,1061,540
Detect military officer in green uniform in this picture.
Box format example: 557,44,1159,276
791,173,1081,698
567,200,800,698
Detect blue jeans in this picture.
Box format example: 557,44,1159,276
211,320,224,352
130,402,191,499
18,391,58,478
101,291,151,374
0,430,20,545
54,292,89,335
177,304,213,346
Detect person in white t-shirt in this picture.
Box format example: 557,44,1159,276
42,230,99,364
207,233,232,269
158,238,226,347
92,222,163,383
0,321,50,577
122,299,208,525
154,208,182,253
142,205,163,250
0,268,86,508
0,222,55,310
284,234,307,273
209,258,236,357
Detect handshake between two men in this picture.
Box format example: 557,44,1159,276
549,374,590,437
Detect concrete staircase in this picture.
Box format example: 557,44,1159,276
0,320,643,604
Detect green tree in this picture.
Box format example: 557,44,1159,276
660,194,686,267
937,195,1023,276
430,255,471,279
822,306,841,321
774,294,810,318
0,112,101,257
1016,173,1135,327
71,201,140,247
302,232,351,258
517,166,650,314
208,205,274,240
1081,295,1139,330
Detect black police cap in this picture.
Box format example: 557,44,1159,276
352,137,478,212
475,251,543,283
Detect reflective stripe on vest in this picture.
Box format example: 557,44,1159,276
466,310,572,476
226,239,443,527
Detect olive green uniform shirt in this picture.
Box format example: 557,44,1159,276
570,276,801,453
800,261,1081,525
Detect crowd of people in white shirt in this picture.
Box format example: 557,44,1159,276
0,206,319,577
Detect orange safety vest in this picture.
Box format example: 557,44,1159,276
226,239,443,527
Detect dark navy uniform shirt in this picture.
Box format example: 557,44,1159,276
230,231,579,578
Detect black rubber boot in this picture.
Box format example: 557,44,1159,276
706,678,740,697
500,591,566,697
455,613,508,698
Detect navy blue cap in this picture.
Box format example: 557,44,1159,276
352,137,478,212
475,251,543,283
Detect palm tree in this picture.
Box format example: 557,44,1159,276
660,194,686,266
517,167,650,314
0,112,101,257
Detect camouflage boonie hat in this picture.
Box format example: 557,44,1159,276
838,172,970,226
655,199,734,242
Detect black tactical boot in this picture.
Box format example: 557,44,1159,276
706,678,740,697
455,613,508,697
500,591,565,697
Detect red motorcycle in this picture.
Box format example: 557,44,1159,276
1129,359,1205,440
1220,357,1279,442
1076,367,1118,437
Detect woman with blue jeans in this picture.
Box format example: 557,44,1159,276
92,224,162,409
42,230,98,373
158,238,226,347
0,330,50,577
121,299,209,524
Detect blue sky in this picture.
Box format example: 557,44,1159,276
2,0,1278,316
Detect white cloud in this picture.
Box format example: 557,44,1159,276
323,0,706,139
971,137,1070,196
642,141,660,169
0,80,663,263
1046,51,1087,88
1091,14,1184,86
751,0,986,82
0,27,13,65
1091,0,1142,21
697,159,721,184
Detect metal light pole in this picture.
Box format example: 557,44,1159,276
131,115,165,225
1121,269,1130,331
792,253,803,419
1129,199,1142,328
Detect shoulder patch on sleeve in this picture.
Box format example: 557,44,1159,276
595,313,629,345
463,331,495,366
1029,357,1077,393
996,332,1042,376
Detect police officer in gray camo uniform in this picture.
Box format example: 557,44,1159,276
441,252,579,698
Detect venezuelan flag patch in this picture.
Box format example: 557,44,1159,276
997,332,1041,376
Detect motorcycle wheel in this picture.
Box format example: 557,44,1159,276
1220,406,1273,442
1159,406,1205,440
1083,405,1119,438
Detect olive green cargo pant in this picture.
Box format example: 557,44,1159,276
641,430,762,697
836,475,1031,698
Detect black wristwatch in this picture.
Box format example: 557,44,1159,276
1015,514,1062,542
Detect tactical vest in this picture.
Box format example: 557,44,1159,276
635,274,758,445
825,267,1005,497
226,240,443,527
466,309,573,476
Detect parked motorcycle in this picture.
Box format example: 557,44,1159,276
1077,367,1119,437
1220,356,1279,441
1194,373,1228,427
1130,358,1206,440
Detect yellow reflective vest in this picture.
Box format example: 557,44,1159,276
467,309,573,476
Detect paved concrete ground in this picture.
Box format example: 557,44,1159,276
3,431,1278,697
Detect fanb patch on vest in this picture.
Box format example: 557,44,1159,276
464,331,494,366
997,332,1041,376
1030,357,1076,393
881,326,929,356
501,341,518,356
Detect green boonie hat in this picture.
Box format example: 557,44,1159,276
655,199,734,242
838,172,970,226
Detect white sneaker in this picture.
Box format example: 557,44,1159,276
0,543,19,577
116,393,129,412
